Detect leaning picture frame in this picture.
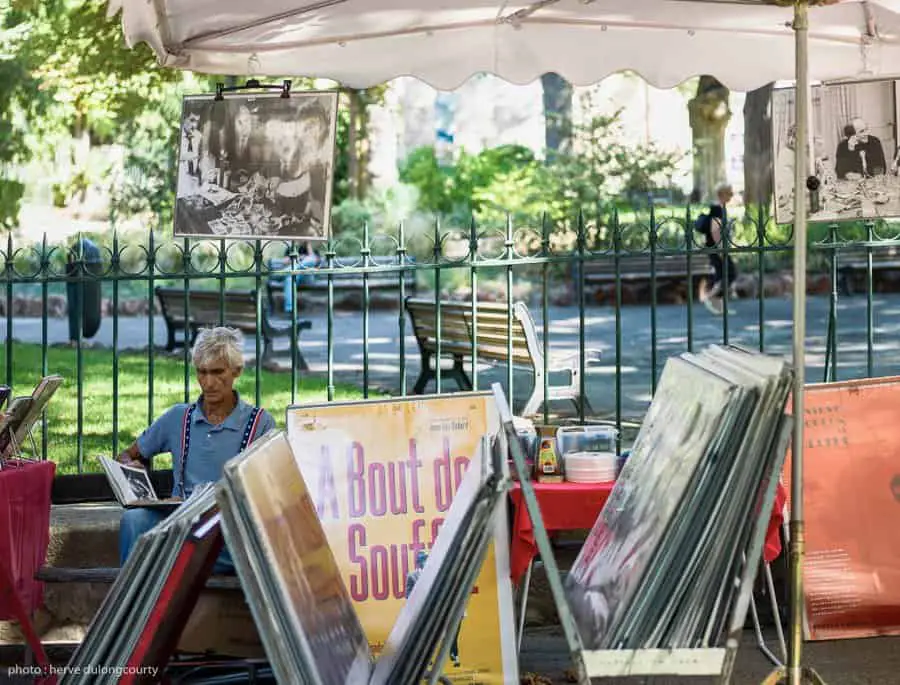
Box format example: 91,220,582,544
173,89,339,241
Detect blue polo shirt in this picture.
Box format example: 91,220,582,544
137,393,276,498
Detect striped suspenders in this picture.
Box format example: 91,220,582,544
177,403,262,497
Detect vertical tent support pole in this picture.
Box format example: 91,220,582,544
763,2,826,683
787,0,811,681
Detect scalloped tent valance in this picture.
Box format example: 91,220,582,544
106,0,900,91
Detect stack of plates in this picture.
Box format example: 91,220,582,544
564,451,618,483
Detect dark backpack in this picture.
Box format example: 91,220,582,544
693,212,712,236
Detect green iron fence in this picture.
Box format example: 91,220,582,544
2,207,898,475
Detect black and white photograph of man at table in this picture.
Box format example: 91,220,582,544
772,79,900,224
174,91,338,240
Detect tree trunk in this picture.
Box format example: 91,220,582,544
344,88,374,201
742,83,774,209
688,76,731,203
541,73,573,157
357,90,371,198
347,89,361,200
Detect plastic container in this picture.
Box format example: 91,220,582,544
556,425,618,458
509,416,538,480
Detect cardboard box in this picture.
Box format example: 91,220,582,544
178,589,265,658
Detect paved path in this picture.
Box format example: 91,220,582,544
519,627,900,683
2,626,898,683
8,293,900,419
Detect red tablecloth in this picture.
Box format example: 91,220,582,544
0,459,55,618
509,479,786,584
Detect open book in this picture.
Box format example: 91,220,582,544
98,456,182,510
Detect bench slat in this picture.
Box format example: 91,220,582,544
35,565,242,591
577,254,707,284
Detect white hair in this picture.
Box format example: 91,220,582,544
716,183,733,196
191,326,244,370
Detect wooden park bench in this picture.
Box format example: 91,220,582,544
265,255,417,311
404,297,599,417
35,565,241,590
155,286,312,370
575,253,709,294
833,245,900,295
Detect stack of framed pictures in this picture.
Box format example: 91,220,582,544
215,428,509,684
563,345,794,651
61,484,222,684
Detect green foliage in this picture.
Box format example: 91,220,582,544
0,5,47,222
0,179,24,229
22,0,179,139
398,104,683,235
0,0,187,227
109,81,190,230
398,147,455,215
453,145,537,210
331,196,374,236
398,144,540,224
471,163,557,229
551,106,684,220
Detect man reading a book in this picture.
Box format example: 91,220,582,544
116,326,276,572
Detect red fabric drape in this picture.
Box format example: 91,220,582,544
0,459,55,618
509,480,786,585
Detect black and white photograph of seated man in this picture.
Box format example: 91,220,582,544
173,90,338,240
772,79,900,225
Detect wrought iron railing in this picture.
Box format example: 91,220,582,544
2,208,898,474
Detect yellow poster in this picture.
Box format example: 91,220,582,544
286,392,518,684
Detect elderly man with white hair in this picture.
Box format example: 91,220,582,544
835,118,887,180
116,326,276,572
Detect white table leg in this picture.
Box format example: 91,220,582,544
517,558,534,654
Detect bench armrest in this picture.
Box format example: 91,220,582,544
548,348,602,370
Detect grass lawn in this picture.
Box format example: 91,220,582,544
1,342,366,475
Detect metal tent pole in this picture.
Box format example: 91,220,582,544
787,1,811,680
763,2,826,683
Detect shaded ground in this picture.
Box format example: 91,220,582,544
8,293,900,420
3,628,899,683
519,627,900,684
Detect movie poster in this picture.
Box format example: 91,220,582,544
772,80,900,224
784,376,900,640
233,431,372,682
174,91,338,240
286,393,518,684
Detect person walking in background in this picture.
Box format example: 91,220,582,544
696,183,738,315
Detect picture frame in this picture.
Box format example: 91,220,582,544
772,78,900,224
174,89,339,240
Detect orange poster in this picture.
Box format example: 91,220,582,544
785,376,900,640
286,392,518,684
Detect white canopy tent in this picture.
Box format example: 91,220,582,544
107,1,900,683
107,0,900,90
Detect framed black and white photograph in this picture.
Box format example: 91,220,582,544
773,79,900,224
174,90,339,240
